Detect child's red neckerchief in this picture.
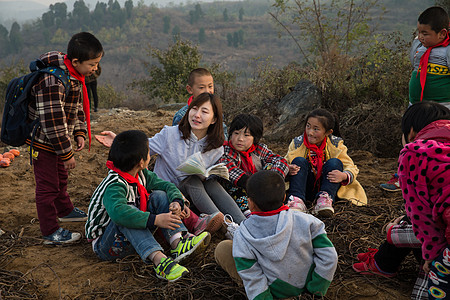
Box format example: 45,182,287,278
106,160,149,212
187,95,194,105
251,205,289,216
418,33,450,101
225,140,257,174
303,133,327,187
63,55,91,149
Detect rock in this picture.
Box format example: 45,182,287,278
266,79,321,141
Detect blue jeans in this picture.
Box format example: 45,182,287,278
287,157,343,204
93,190,186,262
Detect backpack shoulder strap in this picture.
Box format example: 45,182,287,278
29,59,71,97
41,67,71,97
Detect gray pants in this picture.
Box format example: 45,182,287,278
179,176,245,224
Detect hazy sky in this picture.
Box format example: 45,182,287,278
10,0,228,5
28,0,58,4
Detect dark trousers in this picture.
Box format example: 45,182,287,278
33,150,74,236
86,80,98,110
375,216,422,273
375,241,422,273
287,157,343,205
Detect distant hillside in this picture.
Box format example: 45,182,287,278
0,0,435,94
0,0,240,27
0,1,47,25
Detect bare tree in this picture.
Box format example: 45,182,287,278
269,0,384,63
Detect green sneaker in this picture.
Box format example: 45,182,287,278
154,257,189,282
170,231,211,263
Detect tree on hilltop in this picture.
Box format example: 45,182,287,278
199,27,206,43
125,0,134,19
163,15,171,34
9,22,23,54
189,4,203,24
239,7,244,21
0,25,10,56
71,0,90,28
223,8,229,22
134,39,201,103
50,2,67,25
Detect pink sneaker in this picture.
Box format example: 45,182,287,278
287,195,307,212
192,212,224,236
313,192,334,217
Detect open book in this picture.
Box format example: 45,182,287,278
176,152,229,180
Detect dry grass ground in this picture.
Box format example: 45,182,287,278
0,108,418,299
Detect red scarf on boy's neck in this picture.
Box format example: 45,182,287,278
187,95,194,105
224,140,257,174
303,133,327,185
106,160,149,211
418,34,450,101
63,55,91,149
251,205,289,216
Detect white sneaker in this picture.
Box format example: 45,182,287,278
224,214,239,240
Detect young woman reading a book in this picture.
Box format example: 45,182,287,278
97,93,246,225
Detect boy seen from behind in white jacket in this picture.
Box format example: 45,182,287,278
218,170,338,299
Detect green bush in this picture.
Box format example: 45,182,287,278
133,39,201,103
0,61,27,116
97,83,125,108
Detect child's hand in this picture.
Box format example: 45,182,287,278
169,202,182,217
423,260,433,273
154,212,182,230
64,157,76,170
180,205,191,219
288,164,300,176
327,170,347,183
95,131,116,148
385,215,404,234
75,136,85,151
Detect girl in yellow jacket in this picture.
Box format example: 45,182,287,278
285,108,367,217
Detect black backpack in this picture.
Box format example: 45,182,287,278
1,59,71,163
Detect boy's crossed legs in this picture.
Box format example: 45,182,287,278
93,190,211,281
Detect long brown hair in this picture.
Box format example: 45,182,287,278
178,93,224,152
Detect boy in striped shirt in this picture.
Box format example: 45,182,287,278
85,130,210,281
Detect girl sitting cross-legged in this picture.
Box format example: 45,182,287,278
285,108,367,217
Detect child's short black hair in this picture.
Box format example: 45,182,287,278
228,114,263,144
188,68,212,87
246,170,285,212
418,6,450,33
108,130,149,172
401,101,450,143
67,32,104,62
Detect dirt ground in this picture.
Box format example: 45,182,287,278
0,108,420,299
